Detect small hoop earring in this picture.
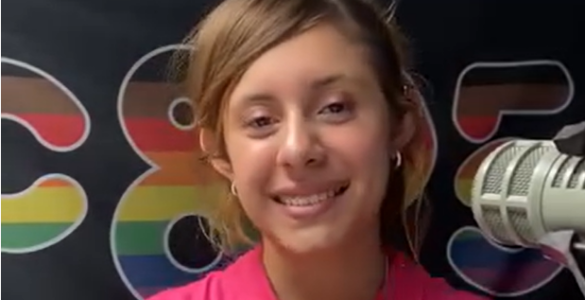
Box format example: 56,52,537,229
230,182,238,196
395,152,402,168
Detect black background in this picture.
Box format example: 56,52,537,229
2,0,585,299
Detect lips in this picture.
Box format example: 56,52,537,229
273,182,350,207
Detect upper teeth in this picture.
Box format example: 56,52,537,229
279,189,336,207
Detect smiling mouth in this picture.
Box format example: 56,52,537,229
273,182,350,207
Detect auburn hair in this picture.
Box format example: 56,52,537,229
178,0,433,261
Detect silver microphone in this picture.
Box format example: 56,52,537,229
471,139,585,247
470,136,585,296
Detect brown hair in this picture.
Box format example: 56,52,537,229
179,0,433,260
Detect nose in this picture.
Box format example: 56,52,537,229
276,119,326,170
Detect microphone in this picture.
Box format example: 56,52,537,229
470,121,585,296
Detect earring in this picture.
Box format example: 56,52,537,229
395,152,402,168
230,182,238,196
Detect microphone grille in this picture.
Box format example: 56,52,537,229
472,140,556,246
569,160,585,189
482,143,553,196
552,156,585,189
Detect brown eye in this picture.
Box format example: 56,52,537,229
316,90,356,124
321,102,347,114
248,116,273,128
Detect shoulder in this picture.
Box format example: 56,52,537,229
391,252,489,300
147,248,263,300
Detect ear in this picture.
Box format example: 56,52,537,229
392,110,416,151
199,128,234,181
391,82,421,152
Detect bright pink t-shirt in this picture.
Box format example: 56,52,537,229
149,246,488,300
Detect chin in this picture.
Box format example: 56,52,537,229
271,227,346,255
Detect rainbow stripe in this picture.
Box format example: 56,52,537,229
448,227,562,296
453,138,512,206
455,116,498,142
453,62,572,143
2,176,88,253
2,74,90,253
3,114,86,147
112,108,225,299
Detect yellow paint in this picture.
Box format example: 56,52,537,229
455,179,473,207
2,186,85,223
115,184,225,221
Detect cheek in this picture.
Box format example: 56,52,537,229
226,138,274,213
362,143,390,199
227,134,272,179
346,116,389,166
341,129,391,206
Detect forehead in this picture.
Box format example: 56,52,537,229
229,23,378,103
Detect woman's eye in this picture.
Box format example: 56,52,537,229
325,103,345,113
322,102,347,114
318,95,354,123
247,116,273,128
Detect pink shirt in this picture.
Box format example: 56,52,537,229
149,246,488,300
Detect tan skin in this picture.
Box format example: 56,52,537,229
201,23,415,300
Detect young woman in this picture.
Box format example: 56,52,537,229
151,0,489,299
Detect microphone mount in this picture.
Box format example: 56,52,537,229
543,119,585,298
553,120,585,157
540,231,585,297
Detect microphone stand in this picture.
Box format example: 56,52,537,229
541,121,585,298
553,120,585,157
540,231,585,298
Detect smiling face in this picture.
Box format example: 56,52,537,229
207,23,396,254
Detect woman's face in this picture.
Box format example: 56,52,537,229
211,23,395,253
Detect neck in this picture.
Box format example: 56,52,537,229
261,232,387,300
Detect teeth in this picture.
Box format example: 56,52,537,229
279,189,336,207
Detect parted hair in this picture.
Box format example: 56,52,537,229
178,0,433,261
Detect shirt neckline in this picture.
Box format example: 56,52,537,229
239,245,399,300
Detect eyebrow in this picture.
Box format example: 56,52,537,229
310,73,346,89
238,73,352,104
